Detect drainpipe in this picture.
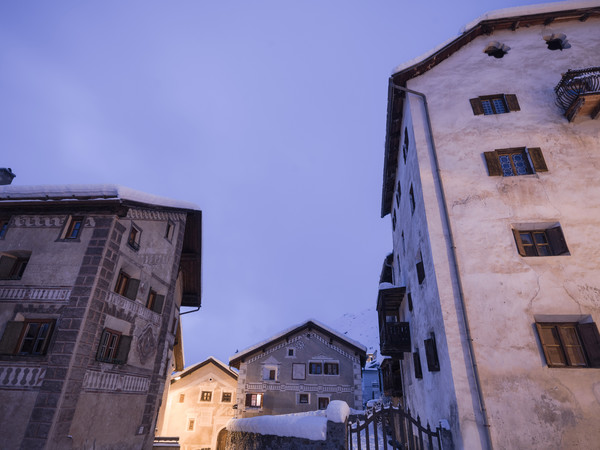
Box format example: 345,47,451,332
389,80,493,450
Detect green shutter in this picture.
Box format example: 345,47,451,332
504,94,521,111
484,151,502,176
0,321,24,354
125,278,140,300
527,148,548,172
469,98,484,115
153,295,165,314
577,322,600,368
115,335,132,364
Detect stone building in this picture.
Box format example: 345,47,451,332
0,184,202,449
376,2,600,449
155,357,238,450
229,319,366,418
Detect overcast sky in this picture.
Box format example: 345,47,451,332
0,0,561,366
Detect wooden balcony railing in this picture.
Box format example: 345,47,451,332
555,67,600,121
380,322,411,356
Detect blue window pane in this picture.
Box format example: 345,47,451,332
492,98,508,113
499,155,514,176
482,100,494,115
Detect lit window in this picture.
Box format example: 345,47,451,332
221,392,232,402
200,391,212,402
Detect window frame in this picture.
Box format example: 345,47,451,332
114,270,140,300
323,362,340,376
60,216,84,240
165,220,175,242
413,348,423,379
512,225,569,257
470,94,520,115
245,393,263,408
96,328,131,365
221,392,232,403
200,391,213,402
536,322,600,368
484,147,547,177
308,361,323,375
127,223,142,251
297,393,310,404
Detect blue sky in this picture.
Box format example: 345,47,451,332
0,0,561,365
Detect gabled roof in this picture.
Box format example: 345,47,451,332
381,1,600,217
172,356,238,384
229,319,367,369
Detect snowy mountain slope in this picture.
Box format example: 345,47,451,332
330,307,379,357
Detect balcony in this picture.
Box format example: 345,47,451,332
555,67,600,122
380,321,411,357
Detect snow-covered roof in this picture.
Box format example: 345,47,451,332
0,184,199,211
229,319,367,366
392,1,600,75
173,356,238,382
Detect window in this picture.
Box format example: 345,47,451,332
127,224,141,251
403,128,409,163
309,362,322,375
0,319,55,355
424,333,440,372
392,211,397,231
317,397,330,410
324,362,339,375
409,185,415,215
62,216,84,240
413,349,423,379
396,181,401,207
179,394,185,403
222,392,232,402
513,225,569,257
0,218,9,239
96,328,132,364
0,253,29,280
146,289,165,314
544,33,570,51
416,250,425,285
407,292,413,312
536,322,600,368
165,221,175,241
200,391,212,402
263,365,278,381
484,42,510,58
298,393,309,404
470,94,520,115
287,348,295,357
114,271,140,300
187,418,195,431
484,147,547,177
292,363,306,380
245,393,263,408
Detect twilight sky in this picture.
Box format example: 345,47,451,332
0,0,560,366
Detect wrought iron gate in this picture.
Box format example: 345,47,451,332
347,406,448,450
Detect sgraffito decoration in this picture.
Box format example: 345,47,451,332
137,324,157,364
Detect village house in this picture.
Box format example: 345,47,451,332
0,184,202,449
376,2,600,449
155,357,237,450
229,319,366,418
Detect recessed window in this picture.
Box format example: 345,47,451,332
403,128,409,163
96,328,132,364
187,418,195,431
114,271,140,300
536,322,600,368
470,94,520,115
407,292,413,312
309,362,322,375
544,33,570,51
165,221,175,241
221,392,232,403
0,319,55,356
200,391,212,402
146,289,165,314
424,332,440,372
409,185,415,215
179,394,185,403
0,218,10,239
245,393,263,408
62,216,84,240
416,250,425,285
484,41,510,58
287,348,295,357
263,365,278,381
413,349,423,379
0,252,30,280
484,147,547,177
317,397,330,410
513,225,569,257
127,224,141,251
324,362,339,375
298,393,309,404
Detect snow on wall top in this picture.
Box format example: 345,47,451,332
0,184,200,211
227,410,328,440
230,319,367,364
392,0,600,75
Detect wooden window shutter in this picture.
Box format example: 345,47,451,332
0,321,24,354
546,226,569,255
527,148,548,172
245,394,252,407
504,94,520,111
512,229,526,256
125,278,140,300
115,335,132,364
424,335,440,372
577,322,600,368
413,351,422,379
469,98,484,115
152,295,165,314
535,323,567,367
484,151,502,176
0,256,15,279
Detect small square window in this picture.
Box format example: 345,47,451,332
513,225,569,257
424,333,440,372
298,393,309,404
62,216,84,240
165,221,175,241
287,348,295,357
309,362,322,375
179,393,185,403
127,224,141,251
317,397,330,410
221,392,232,402
200,391,212,402
0,218,10,239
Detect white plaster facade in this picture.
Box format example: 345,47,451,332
379,3,600,449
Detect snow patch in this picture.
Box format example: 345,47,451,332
326,400,350,423
226,410,328,441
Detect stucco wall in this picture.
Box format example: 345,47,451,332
394,15,600,450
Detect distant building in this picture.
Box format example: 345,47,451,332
155,357,237,450
229,319,366,418
0,185,202,449
361,354,383,406
376,2,600,449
